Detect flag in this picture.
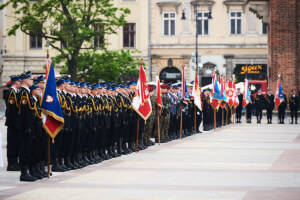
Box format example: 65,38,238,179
182,65,190,104
132,64,152,120
192,73,202,110
242,79,251,107
41,59,64,141
226,78,234,108
219,76,228,108
233,81,239,108
211,72,221,109
275,76,284,106
156,76,162,112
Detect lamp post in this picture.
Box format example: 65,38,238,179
182,0,212,84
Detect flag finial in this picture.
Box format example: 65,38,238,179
278,74,281,78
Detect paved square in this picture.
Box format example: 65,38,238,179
1,120,300,200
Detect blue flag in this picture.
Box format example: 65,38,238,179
41,60,64,141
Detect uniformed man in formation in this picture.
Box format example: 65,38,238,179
289,89,299,124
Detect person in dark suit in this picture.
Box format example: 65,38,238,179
289,89,299,124
246,93,254,123
202,89,211,131
18,71,36,181
278,90,287,124
5,75,22,171
255,89,265,123
236,88,243,123
265,89,275,124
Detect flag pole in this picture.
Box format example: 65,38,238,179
222,108,224,127
157,112,160,145
226,106,228,125
46,40,51,178
136,116,139,152
214,108,216,130
194,70,197,135
180,105,183,139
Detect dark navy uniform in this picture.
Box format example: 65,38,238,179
265,93,275,124
278,94,287,124
289,92,299,124
255,93,265,123
5,79,20,171
236,92,243,123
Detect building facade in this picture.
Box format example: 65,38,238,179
248,0,300,95
0,0,270,97
150,0,268,86
0,0,149,98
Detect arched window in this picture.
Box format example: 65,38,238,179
159,67,181,83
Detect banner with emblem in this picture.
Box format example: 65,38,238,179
233,81,239,108
211,72,221,109
192,73,202,110
132,64,152,120
275,75,284,106
219,76,228,108
41,59,64,142
226,78,234,108
156,76,162,112
242,79,251,107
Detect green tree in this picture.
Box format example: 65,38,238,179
0,0,130,78
61,49,140,82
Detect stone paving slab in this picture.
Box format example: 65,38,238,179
1,118,300,200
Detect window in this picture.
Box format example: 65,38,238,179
123,23,136,48
30,35,42,49
261,21,268,35
230,11,243,35
94,24,104,48
163,12,176,36
196,12,210,36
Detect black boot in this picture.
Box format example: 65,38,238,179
59,158,70,171
83,152,91,165
7,157,20,171
72,156,82,168
40,161,48,178
20,165,36,182
65,157,76,170
33,164,44,180
52,158,66,172
29,165,40,180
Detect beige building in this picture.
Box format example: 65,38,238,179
0,0,268,97
150,0,267,86
0,0,149,98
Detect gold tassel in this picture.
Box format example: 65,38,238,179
52,138,54,143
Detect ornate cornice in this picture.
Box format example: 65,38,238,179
157,1,181,14
223,0,248,13
247,0,270,24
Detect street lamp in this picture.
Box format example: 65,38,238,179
182,0,212,84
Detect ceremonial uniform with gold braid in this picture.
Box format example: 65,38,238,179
5,87,20,171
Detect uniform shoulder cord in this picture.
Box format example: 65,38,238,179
67,96,78,113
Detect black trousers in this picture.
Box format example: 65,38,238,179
246,107,252,121
7,127,20,161
256,108,262,122
267,108,273,121
19,131,33,166
236,108,242,121
51,130,63,159
291,109,298,122
278,107,285,122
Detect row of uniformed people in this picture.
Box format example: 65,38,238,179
5,71,48,181
5,72,151,181
236,88,299,124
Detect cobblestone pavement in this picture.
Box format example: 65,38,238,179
1,118,300,200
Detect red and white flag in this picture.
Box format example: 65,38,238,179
132,64,152,120
192,73,202,110
226,78,234,108
156,76,162,112
275,75,284,106
233,81,239,108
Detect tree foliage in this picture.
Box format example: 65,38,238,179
59,49,140,82
0,0,131,78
